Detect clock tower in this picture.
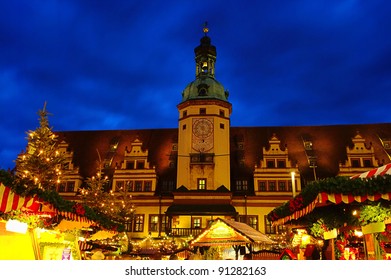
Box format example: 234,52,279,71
177,24,232,191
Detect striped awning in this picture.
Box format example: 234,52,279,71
272,163,391,226
0,183,40,213
273,192,391,226
350,163,391,179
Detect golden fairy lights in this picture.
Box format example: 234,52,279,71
15,104,66,192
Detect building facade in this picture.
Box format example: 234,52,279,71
53,29,391,240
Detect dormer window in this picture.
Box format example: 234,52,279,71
197,83,209,96
198,88,207,96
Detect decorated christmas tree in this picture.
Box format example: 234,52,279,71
14,102,66,193
80,153,136,224
80,156,110,210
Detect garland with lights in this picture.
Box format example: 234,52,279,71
267,175,391,227
0,170,125,232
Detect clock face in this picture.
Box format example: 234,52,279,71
193,118,213,138
193,138,213,152
192,118,214,152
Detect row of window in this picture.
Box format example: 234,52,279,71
258,180,294,192
182,108,226,118
115,180,152,192
125,215,260,233
57,179,296,193
58,181,76,193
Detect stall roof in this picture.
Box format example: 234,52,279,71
268,164,391,226
190,218,274,247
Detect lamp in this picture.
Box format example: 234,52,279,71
6,219,28,234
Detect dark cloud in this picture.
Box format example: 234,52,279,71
1,1,391,169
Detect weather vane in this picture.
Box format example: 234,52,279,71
203,21,209,35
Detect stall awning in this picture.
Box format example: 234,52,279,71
0,183,40,213
350,163,391,179
273,192,391,226
166,204,237,216
271,163,391,226
190,218,274,247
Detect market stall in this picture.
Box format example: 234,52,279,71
0,183,123,260
190,218,275,260
267,163,391,260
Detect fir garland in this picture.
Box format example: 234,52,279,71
0,170,125,232
267,174,391,224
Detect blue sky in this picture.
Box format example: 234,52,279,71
1,0,391,169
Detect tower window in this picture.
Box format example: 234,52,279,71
183,111,187,117
198,178,207,190
219,109,225,117
200,108,206,115
220,123,224,129
182,124,186,130
202,61,208,73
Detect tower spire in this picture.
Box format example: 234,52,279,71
203,21,209,35
194,22,216,79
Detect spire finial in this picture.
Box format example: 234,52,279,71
203,21,209,35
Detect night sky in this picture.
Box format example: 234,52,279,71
1,1,391,170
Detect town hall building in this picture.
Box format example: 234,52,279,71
53,27,391,240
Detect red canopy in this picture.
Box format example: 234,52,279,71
350,163,391,179
0,183,40,213
272,163,391,225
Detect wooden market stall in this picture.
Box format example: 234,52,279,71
267,163,391,260
190,218,276,260
0,183,122,260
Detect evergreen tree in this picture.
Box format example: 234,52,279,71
15,103,66,193
81,158,110,210
80,152,136,224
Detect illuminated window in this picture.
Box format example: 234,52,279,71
198,178,207,190
192,217,202,228
149,215,159,232
264,216,276,234
133,214,144,232
248,216,258,230
202,61,208,72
